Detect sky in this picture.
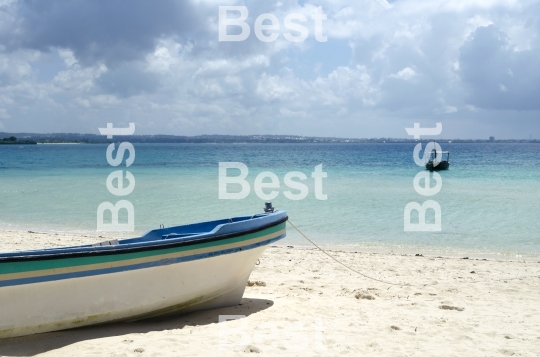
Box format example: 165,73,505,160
0,0,539,139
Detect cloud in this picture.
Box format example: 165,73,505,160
1,0,205,66
0,108,10,119
459,24,540,110
389,67,417,80
434,105,458,114
0,0,538,138
96,62,160,98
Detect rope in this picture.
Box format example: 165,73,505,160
288,220,409,287
287,220,540,288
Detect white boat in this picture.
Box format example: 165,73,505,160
0,206,287,338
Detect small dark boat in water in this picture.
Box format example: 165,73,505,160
426,150,450,171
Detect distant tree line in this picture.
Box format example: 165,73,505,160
0,136,37,145
0,133,539,144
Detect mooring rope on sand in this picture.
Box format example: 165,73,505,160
287,220,540,288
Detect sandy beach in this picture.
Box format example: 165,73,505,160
1,230,539,356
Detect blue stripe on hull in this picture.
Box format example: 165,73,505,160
0,234,285,288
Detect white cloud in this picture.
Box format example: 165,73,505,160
313,65,377,105
52,63,107,92
434,105,458,114
0,108,10,119
280,107,308,118
389,67,417,80
256,72,300,101
467,15,494,29
58,49,78,67
75,97,90,108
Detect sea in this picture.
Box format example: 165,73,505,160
1,142,539,259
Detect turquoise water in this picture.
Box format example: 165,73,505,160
1,143,539,258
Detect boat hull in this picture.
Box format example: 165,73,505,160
426,161,450,171
0,215,286,338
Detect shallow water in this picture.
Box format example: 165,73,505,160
1,142,539,258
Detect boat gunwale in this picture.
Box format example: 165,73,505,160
0,215,288,263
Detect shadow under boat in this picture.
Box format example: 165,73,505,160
0,297,273,356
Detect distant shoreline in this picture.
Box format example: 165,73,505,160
37,143,82,145
1,132,538,145
0,141,37,145
2,140,539,145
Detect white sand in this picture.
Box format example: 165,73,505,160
1,231,539,356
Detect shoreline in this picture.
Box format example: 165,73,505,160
303,244,540,262
1,229,539,262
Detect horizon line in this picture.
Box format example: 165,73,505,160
0,131,535,142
